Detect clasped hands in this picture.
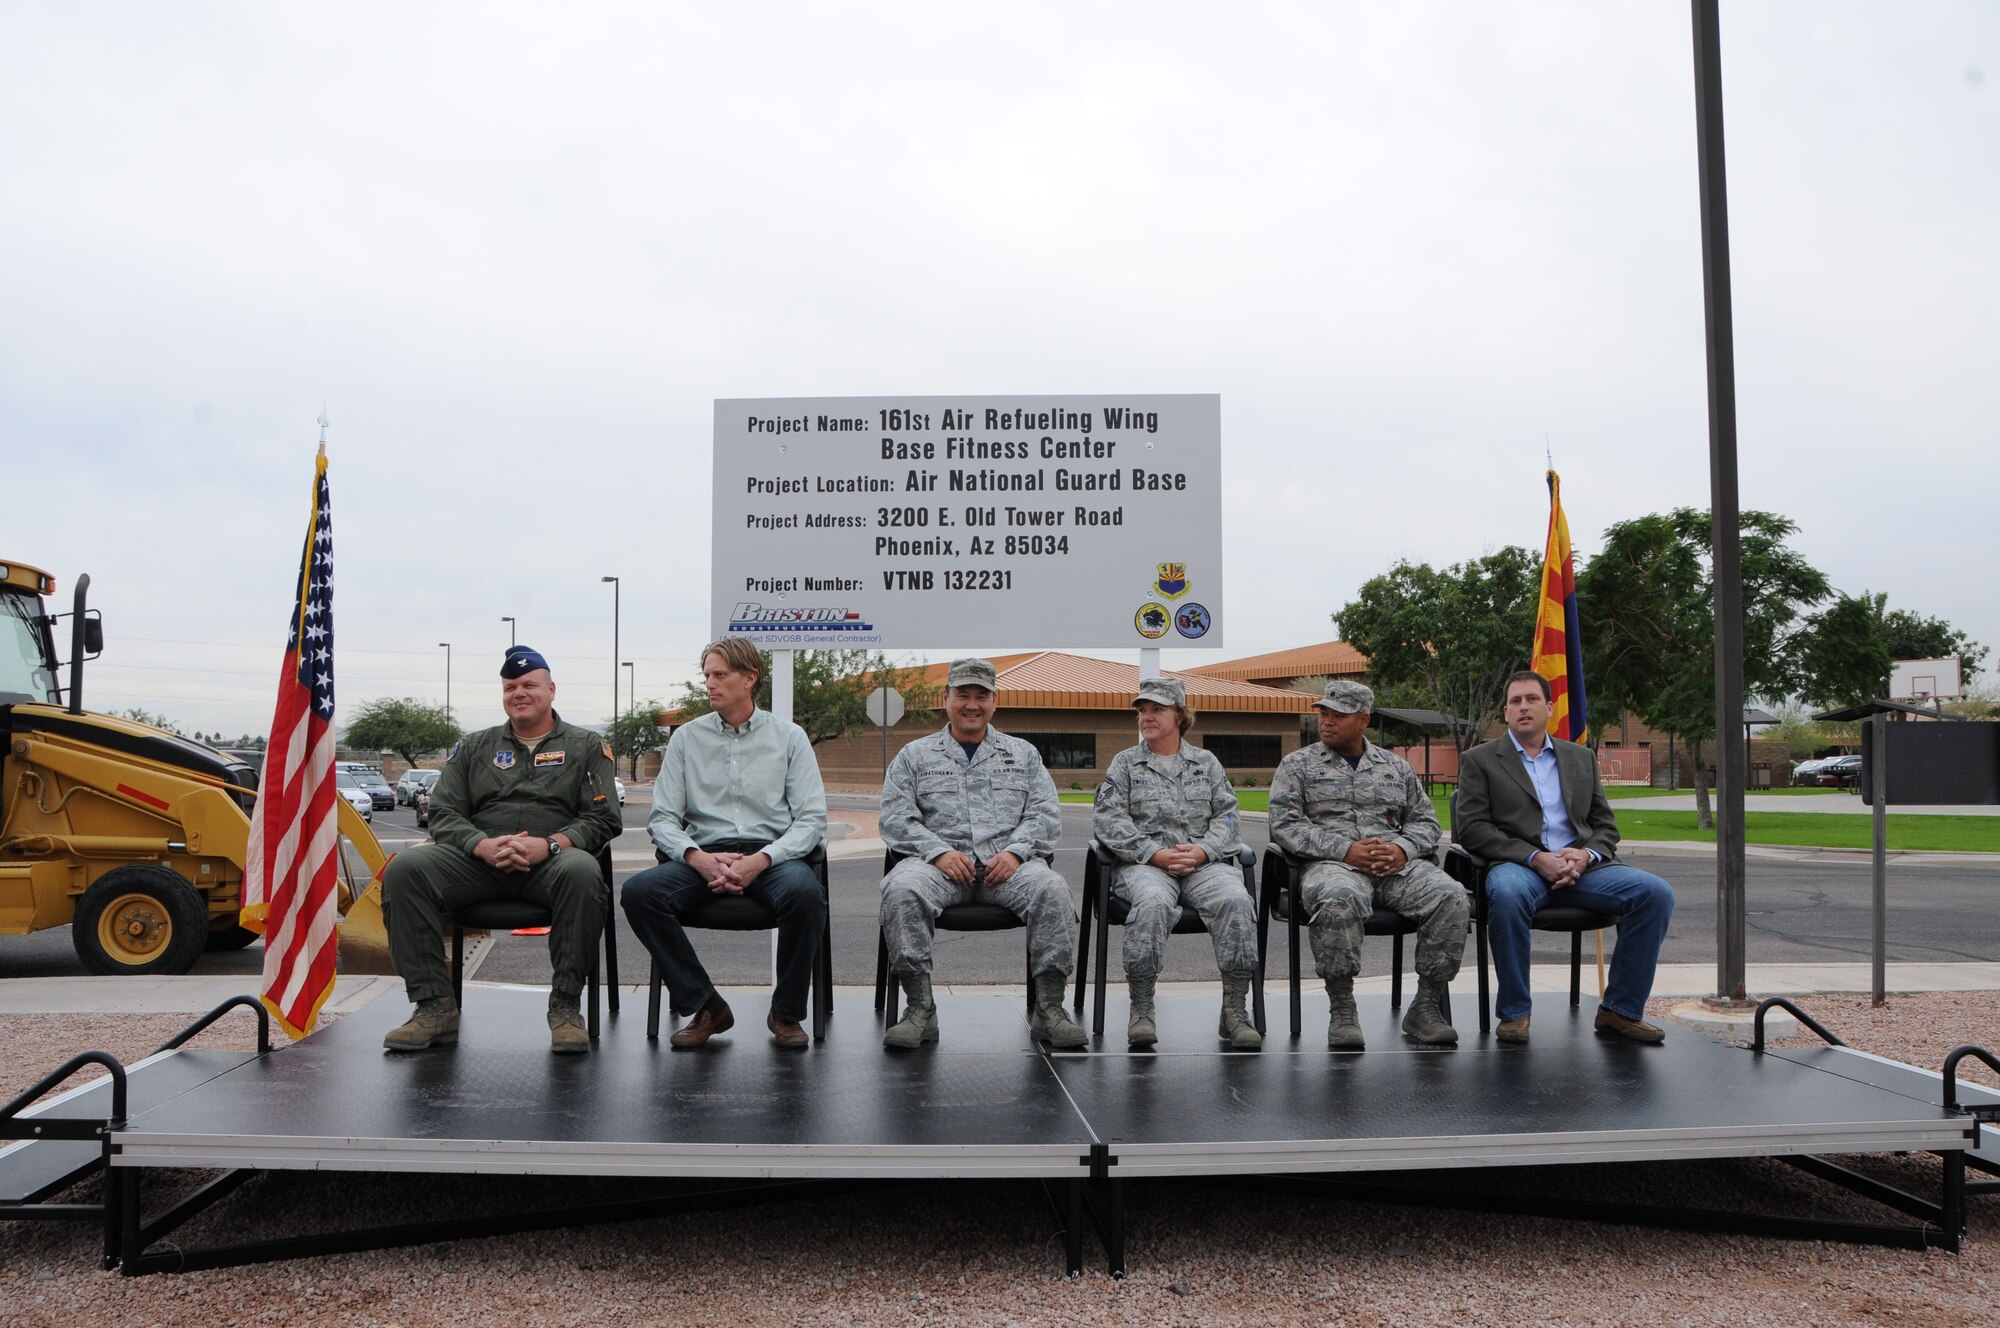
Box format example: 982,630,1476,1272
1147,844,1209,878
933,848,1022,886
1342,837,1407,879
1531,846,1595,888
473,831,567,874
688,847,773,895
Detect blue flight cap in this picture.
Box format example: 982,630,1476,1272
501,645,551,678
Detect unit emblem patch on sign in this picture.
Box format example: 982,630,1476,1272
1174,602,1211,639
1153,562,1190,600
1135,602,1170,639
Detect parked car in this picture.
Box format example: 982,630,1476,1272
1791,757,1832,786
1817,755,1864,788
338,762,395,810
395,768,439,805
218,747,267,780
334,770,374,822
415,783,432,829
614,776,626,807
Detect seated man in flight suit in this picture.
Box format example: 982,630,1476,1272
381,645,622,1053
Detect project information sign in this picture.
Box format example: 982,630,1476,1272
712,394,1222,650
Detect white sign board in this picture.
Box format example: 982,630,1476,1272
712,395,1223,650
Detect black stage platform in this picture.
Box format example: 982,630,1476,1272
10,988,1991,1276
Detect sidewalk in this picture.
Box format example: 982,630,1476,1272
6,963,1996,1016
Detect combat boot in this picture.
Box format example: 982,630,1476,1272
548,990,590,1054
383,996,459,1051
1126,973,1158,1049
1325,977,1364,1051
1030,972,1089,1048
1401,978,1459,1045
883,973,938,1049
1218,971,1263,1050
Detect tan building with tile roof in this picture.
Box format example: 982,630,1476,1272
1182,639,1369,689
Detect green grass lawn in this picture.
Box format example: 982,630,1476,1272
1057,788,1997,852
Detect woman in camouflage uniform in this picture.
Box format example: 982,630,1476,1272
1092,677,1260,1050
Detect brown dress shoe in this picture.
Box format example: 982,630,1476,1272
669,1001,735,1049
1495,1016,1531,1044
767,1010,809,1049
1594,1007,1666,1044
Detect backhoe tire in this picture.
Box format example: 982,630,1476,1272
73,865,209,975
206,923,260,952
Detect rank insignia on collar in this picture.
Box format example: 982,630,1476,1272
493,750,515,769
534,750,566,767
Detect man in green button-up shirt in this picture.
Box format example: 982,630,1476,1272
381,646,623,1053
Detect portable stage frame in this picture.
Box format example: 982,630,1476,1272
3,989,1994,1278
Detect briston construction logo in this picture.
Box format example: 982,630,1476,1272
728,602,877,634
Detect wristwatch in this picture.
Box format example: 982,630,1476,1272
545,836,562,859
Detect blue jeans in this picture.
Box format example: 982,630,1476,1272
1484,860,1675,1022
621,854,825,1023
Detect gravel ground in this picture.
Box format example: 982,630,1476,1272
3,993,1996,1327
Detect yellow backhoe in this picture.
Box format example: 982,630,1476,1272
0,558,393,974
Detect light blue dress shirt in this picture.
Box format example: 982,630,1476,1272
649,708,827,865
1505,730,1597,861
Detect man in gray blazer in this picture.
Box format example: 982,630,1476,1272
1456,671,1675,1044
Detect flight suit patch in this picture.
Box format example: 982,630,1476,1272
534,751,566,767
494,750,515,769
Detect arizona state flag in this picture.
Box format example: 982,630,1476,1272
1530,470,1589,743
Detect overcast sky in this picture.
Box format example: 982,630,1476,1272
3,2,1993,740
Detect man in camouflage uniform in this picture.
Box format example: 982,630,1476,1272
381,645,623,1053
879,658,1087,1050
1269,680,1468,1050
1094,676,1260,1050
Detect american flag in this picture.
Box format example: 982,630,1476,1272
240,446,340,1039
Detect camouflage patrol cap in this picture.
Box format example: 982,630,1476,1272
946,658,997,691
1132,676,1185,709
1312,679,1375,714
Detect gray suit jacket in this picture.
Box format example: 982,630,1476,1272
1455,734,1620,868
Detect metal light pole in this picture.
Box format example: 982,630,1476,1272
624,661,637,777
1692,0,1748,1005
602,576,620,726
438,642,452,726
501,616,516,647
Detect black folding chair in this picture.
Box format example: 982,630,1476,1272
450,846,620,1041
874,849,1033,1028
642,841,833,1041
1072,840,1264,1038
1256,843,1466,1039
1442,793,1617,1033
